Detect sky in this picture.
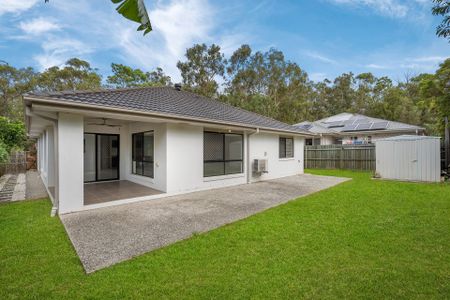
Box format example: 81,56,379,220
0,0,448,83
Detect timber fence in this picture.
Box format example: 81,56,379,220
305,144,376,171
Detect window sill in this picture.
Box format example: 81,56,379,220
203,173,245,182
279,157,295,161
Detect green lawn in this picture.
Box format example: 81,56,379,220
1,170,449,299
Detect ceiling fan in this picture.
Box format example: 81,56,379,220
87,118,122,127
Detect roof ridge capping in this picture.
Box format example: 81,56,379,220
24,85,163,97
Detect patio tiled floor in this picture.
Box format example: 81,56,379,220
84,180,162,205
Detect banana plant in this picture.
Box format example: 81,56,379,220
112,0,152,35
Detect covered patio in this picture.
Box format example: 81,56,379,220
84,180,163,205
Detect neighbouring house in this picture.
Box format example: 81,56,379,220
295,113,425,145
24,86,314,214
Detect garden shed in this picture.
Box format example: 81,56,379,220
375,135,440,182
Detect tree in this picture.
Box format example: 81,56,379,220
147,67,172,87
225,45,312,123
0,142,8,163
37,58,102,92
432,0,450,41
107,64,171,88
0,116,26,152
0,63,37,120
435,58,450,113
177,44,225,98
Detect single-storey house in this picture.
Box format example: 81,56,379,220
24,86,314,215
295,112,425,145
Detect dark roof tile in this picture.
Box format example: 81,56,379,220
27,86,309,134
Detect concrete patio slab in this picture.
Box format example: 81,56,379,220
25,170,48,200
60,174,349,273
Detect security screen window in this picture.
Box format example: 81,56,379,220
279,137,294,158
204,132,243,177
132,131,154,178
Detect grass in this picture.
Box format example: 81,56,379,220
1,170,449,299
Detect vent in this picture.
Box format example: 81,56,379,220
174,83,182,91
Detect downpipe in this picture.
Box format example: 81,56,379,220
246,128,260,184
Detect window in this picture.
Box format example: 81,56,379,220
279,137,294,158
367,136,372,144
203,132,243,177
132,131,154,178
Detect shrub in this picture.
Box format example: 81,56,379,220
0,142,9,163
0,117,26,152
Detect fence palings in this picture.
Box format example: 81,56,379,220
0,151,28,176
305,144,376,170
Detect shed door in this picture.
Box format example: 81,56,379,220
406,140,418,181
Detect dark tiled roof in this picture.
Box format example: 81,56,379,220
26,86,310,134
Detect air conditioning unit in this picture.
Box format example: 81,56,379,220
253,159,268,174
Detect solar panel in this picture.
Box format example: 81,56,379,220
300,124,312,130
356,123,372,130
371,121,389,130
327,121,344,128
341,124,358,131
343,119,356,125
353,118,371,124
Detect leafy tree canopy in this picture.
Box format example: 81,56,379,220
37,58,102,92
0,116,26,152
432,0,450,41
0,63,37,120
177,44,225,98
107,64,171,88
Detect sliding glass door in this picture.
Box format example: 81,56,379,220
84,133,120,182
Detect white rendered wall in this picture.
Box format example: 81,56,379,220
249,133,304,182
165,124,248,193
58,113,84,214
40,130,48,184
320,136,334,145
46,127,55,188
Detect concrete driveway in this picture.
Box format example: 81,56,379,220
61,174,349,273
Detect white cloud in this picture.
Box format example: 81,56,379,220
34,38,93,70
19,17,60,35
409,56,448,63
305,51,338,64
0,0,38,15
365,63,390,69
150,0,215,58
24,0,243,82
328,0,409,18
108,0,219,82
